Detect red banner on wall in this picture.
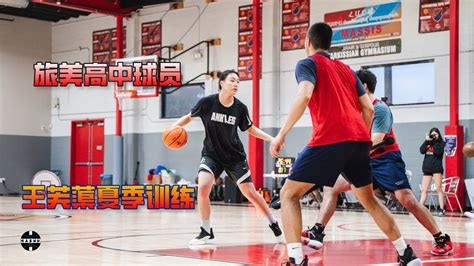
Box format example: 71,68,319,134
93,30,111,53
142,20,162,56
93,27,126,64
281,0,309,51
419,0,450,33
281,22,309,51
239,4,262,32
331,21,401,45
142,44,162,57
92,52,110,64
324,2,401,29
282,0,310,25
238,55,262,81
111,28,126,59
238,30,263,57
238,4,262,81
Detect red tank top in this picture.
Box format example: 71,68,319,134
307,53,371,146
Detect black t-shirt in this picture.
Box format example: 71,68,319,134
191,94,253,164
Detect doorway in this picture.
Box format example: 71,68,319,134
71,119,104,185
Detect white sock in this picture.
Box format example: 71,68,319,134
201,220,211,233
287,242,303,264
266,212,278,225
392,237,407,256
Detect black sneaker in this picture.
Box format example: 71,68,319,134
270,196,281,210
398,245,422,266
282,255,308,266
189,227,214,245
301,226,325,250
270,221,284,243
438,209,446,217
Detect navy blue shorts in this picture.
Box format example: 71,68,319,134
371,151,411,192
288,141,372,188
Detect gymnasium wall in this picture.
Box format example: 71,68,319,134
44,0,473,206
0,16,52,194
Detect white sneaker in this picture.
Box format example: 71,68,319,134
189,227,214,245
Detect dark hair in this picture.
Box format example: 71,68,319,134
356,69,377,94
218,70,239,91
307,22,333,50
429,127,443,142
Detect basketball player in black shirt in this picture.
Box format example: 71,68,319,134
174,70,283,245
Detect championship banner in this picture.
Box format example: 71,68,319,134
281,0,309,51
142,44,162,57
324,2,401,29
238,55,261,81
111,28,127,60
238,30,262,56
93,30,111,53
92,52,110,64
329,39,401,60
331,21,401,45
281,22,309,51
238,4,262,32
238,4,262,81
92,27,126,64
419,0,450,33
142,20,162,56
282,0,309,25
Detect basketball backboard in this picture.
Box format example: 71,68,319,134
112,55,159,100
32,170,62,189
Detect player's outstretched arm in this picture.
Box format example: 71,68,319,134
247,126,274,142
174,112,193,127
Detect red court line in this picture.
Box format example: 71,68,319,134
149,239,474,266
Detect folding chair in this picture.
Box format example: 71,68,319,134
443,176,463,212
423,176,463,212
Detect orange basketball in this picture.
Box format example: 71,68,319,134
463,142,474,158
162,125,187,150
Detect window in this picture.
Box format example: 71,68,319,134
161,83,205,118
367,66,385,100
364,60,434,105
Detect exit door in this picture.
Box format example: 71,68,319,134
71,119,104,186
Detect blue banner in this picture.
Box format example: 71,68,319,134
444,135,457,157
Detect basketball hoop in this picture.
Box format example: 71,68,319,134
115,88,138,111
112,55,160,105
32,170,62,190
